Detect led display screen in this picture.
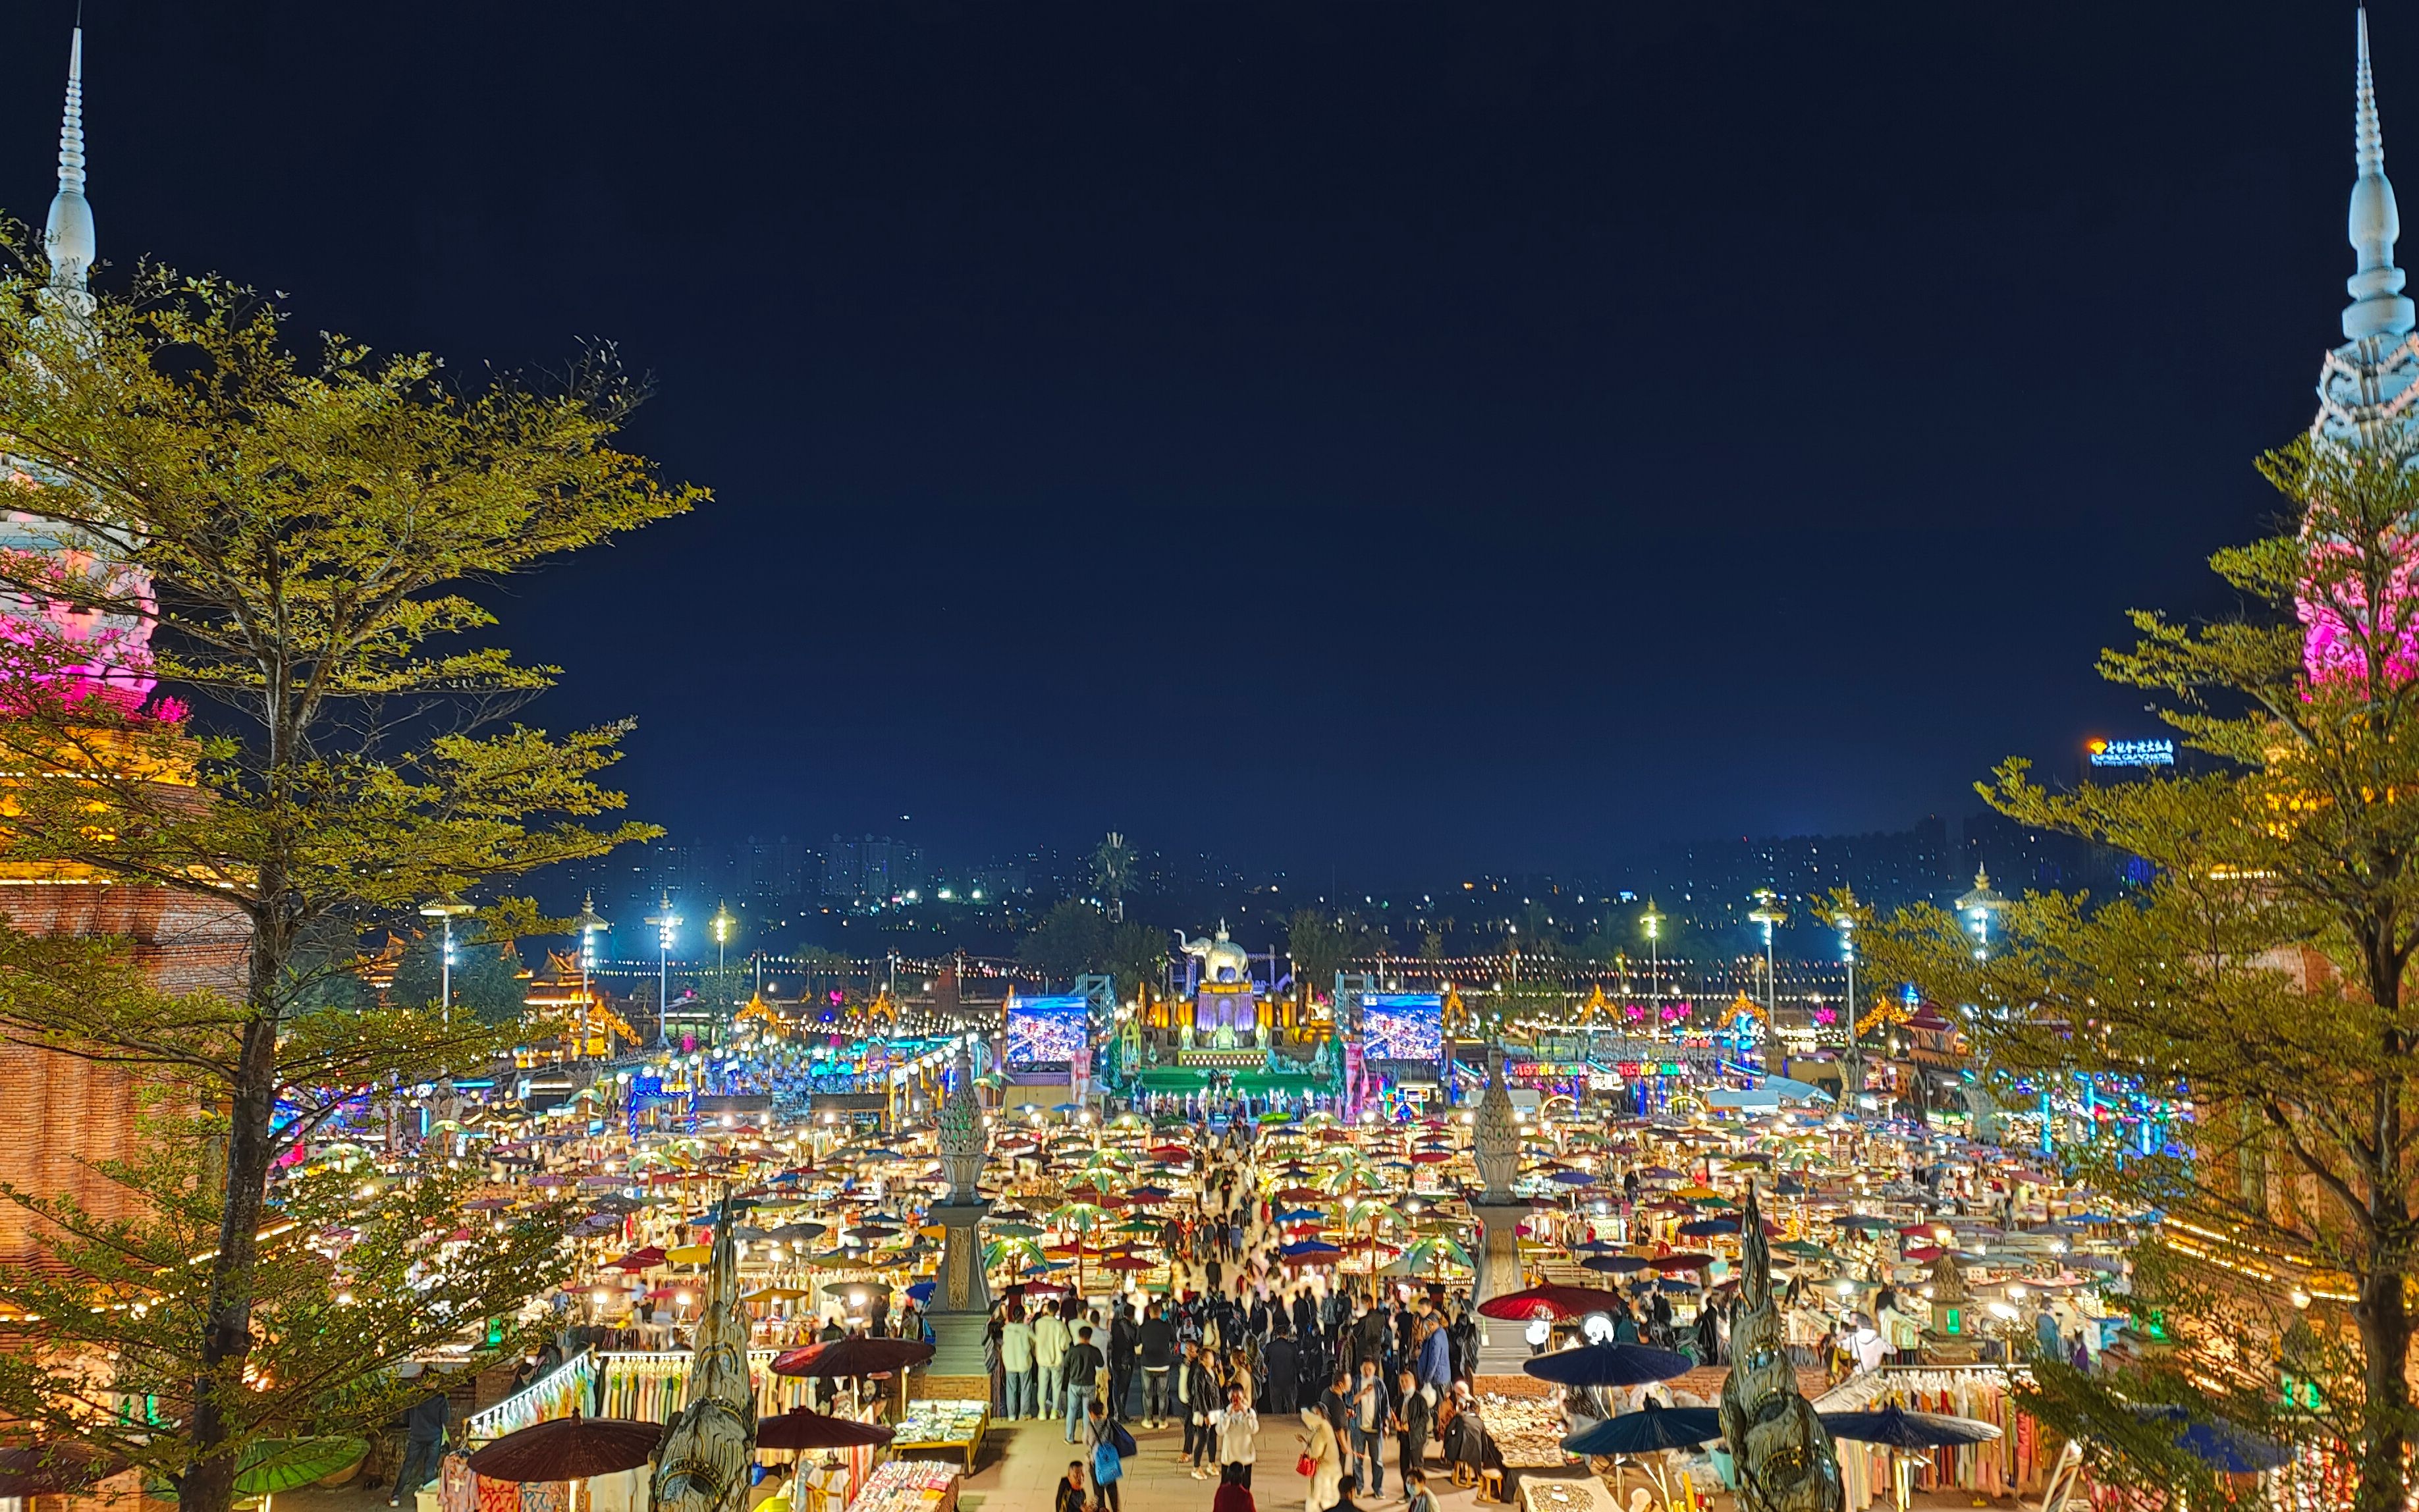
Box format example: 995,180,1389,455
1362,992,1444,1062
1005,994,1090,1070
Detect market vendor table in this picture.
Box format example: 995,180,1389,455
886,1399,989,1471
1519,1476,1621,1512
844,1459,958,1512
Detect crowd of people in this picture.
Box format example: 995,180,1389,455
977,1122,1496,1511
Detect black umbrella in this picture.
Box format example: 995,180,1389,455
1522,1344,1694,1388
755,1408,896,1451
466,1418,664,1482
1562,1401,1724,1456
1818,1407,2001,1449
2131,1406,2291,1474
770,1337,936,1378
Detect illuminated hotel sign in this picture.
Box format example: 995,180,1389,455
2086,737,2174,769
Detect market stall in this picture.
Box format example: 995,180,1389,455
844,1459,958,1512
884,1399,989,1470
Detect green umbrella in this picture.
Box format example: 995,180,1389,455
236,1438,368,1498
988,1222,1043,1239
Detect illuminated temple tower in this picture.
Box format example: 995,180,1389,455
0,30,248,1270
2304,9,2419,684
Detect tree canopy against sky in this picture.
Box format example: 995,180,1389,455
0,258,697,1512
1875,433,2419,1511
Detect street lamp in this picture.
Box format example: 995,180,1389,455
645,891,682,1042
573,892,609,1060
1832,894,1861,1098
418,891,475,1025
1639,899,1664,1029
1748,889,1786,1021
711,903,736,1046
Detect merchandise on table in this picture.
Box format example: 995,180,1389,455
844,1459,958,1512
1480,1393,1574,1469
890,1399,987,1446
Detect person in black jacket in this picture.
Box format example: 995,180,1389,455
1137,1303,1177,1428
1391,1368,1432,1489
1261,1322,1299,1415
1062,1326,1106,1444
1108,1307,1141,1423
388,1384,448,1508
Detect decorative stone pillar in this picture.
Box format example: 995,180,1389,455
925,1039,993,1376
1469,1045,1535,1374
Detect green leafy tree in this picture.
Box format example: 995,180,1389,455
1018,899,1108,986
389,932,530,1025
0,262,693,1512
1102,920,1169,1004
1285,907,1390,1000
1871,433,2419,1511
1091,830,1135,922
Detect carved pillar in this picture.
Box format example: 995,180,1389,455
925,1197,994,1375
1471,1201,1538,1375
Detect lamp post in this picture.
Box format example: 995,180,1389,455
1640,899,1664,1031
645,892,682,1044
1834,894,1861,1099
711,904,735,1046
1748,889,1786,1021
573,893,609,1060
418,891,475,1025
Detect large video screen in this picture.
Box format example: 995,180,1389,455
1361,992,1444,1063
1005,994,1091,1071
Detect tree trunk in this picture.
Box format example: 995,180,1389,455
178,966,282,1512
2356,1262,2414,1512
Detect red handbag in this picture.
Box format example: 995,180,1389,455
1297,1454,1316,1477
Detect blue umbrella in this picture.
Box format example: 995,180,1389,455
1550,1171,1598,1186
906,1281,936,1303
1282,1240,1344,1259
1562,1401,1724,1456
1834,1214,1897,1232
1818,1407,2001,1449
1654,1278,1700,1293
2131,1407,2290,1474
1573,1239,1619,1253
1275,1208,1325,1223
1583,1255,1649,1274
1678,1217,1742,1237
1521,1344,1693,1388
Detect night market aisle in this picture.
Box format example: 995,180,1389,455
952,1415,2036,1512
958,1415,1494,1512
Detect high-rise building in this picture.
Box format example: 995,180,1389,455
821,834,925,907
736,834,807,904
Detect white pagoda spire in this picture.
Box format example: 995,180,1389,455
2317,10,2419,443
2347,8,2415,340
42,26,94,298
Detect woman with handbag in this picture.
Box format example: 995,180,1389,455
1296,1406,1342,1512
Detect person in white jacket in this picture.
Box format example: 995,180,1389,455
1035,1299,1073,1421
1297,1406,1342,1512
1209,1383,1259,1488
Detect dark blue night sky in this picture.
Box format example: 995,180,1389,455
5,1,2366,878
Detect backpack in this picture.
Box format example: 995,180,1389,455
1092,1442,1124,1486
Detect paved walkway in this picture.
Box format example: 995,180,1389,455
956,1413,1501,1512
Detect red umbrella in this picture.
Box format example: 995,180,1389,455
607,1247,666,1271
771,1337,937,1378
1409,1151,1452,1164
1102,1255,1154,1272
755,1408,895,1452
467,1418,663,1482
1276,1187,1323,1203
1477,1284,1625,1320
1647,1253,1714,1272
1148,1144,1193,1161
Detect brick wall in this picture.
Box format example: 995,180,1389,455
0,881,247,1271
